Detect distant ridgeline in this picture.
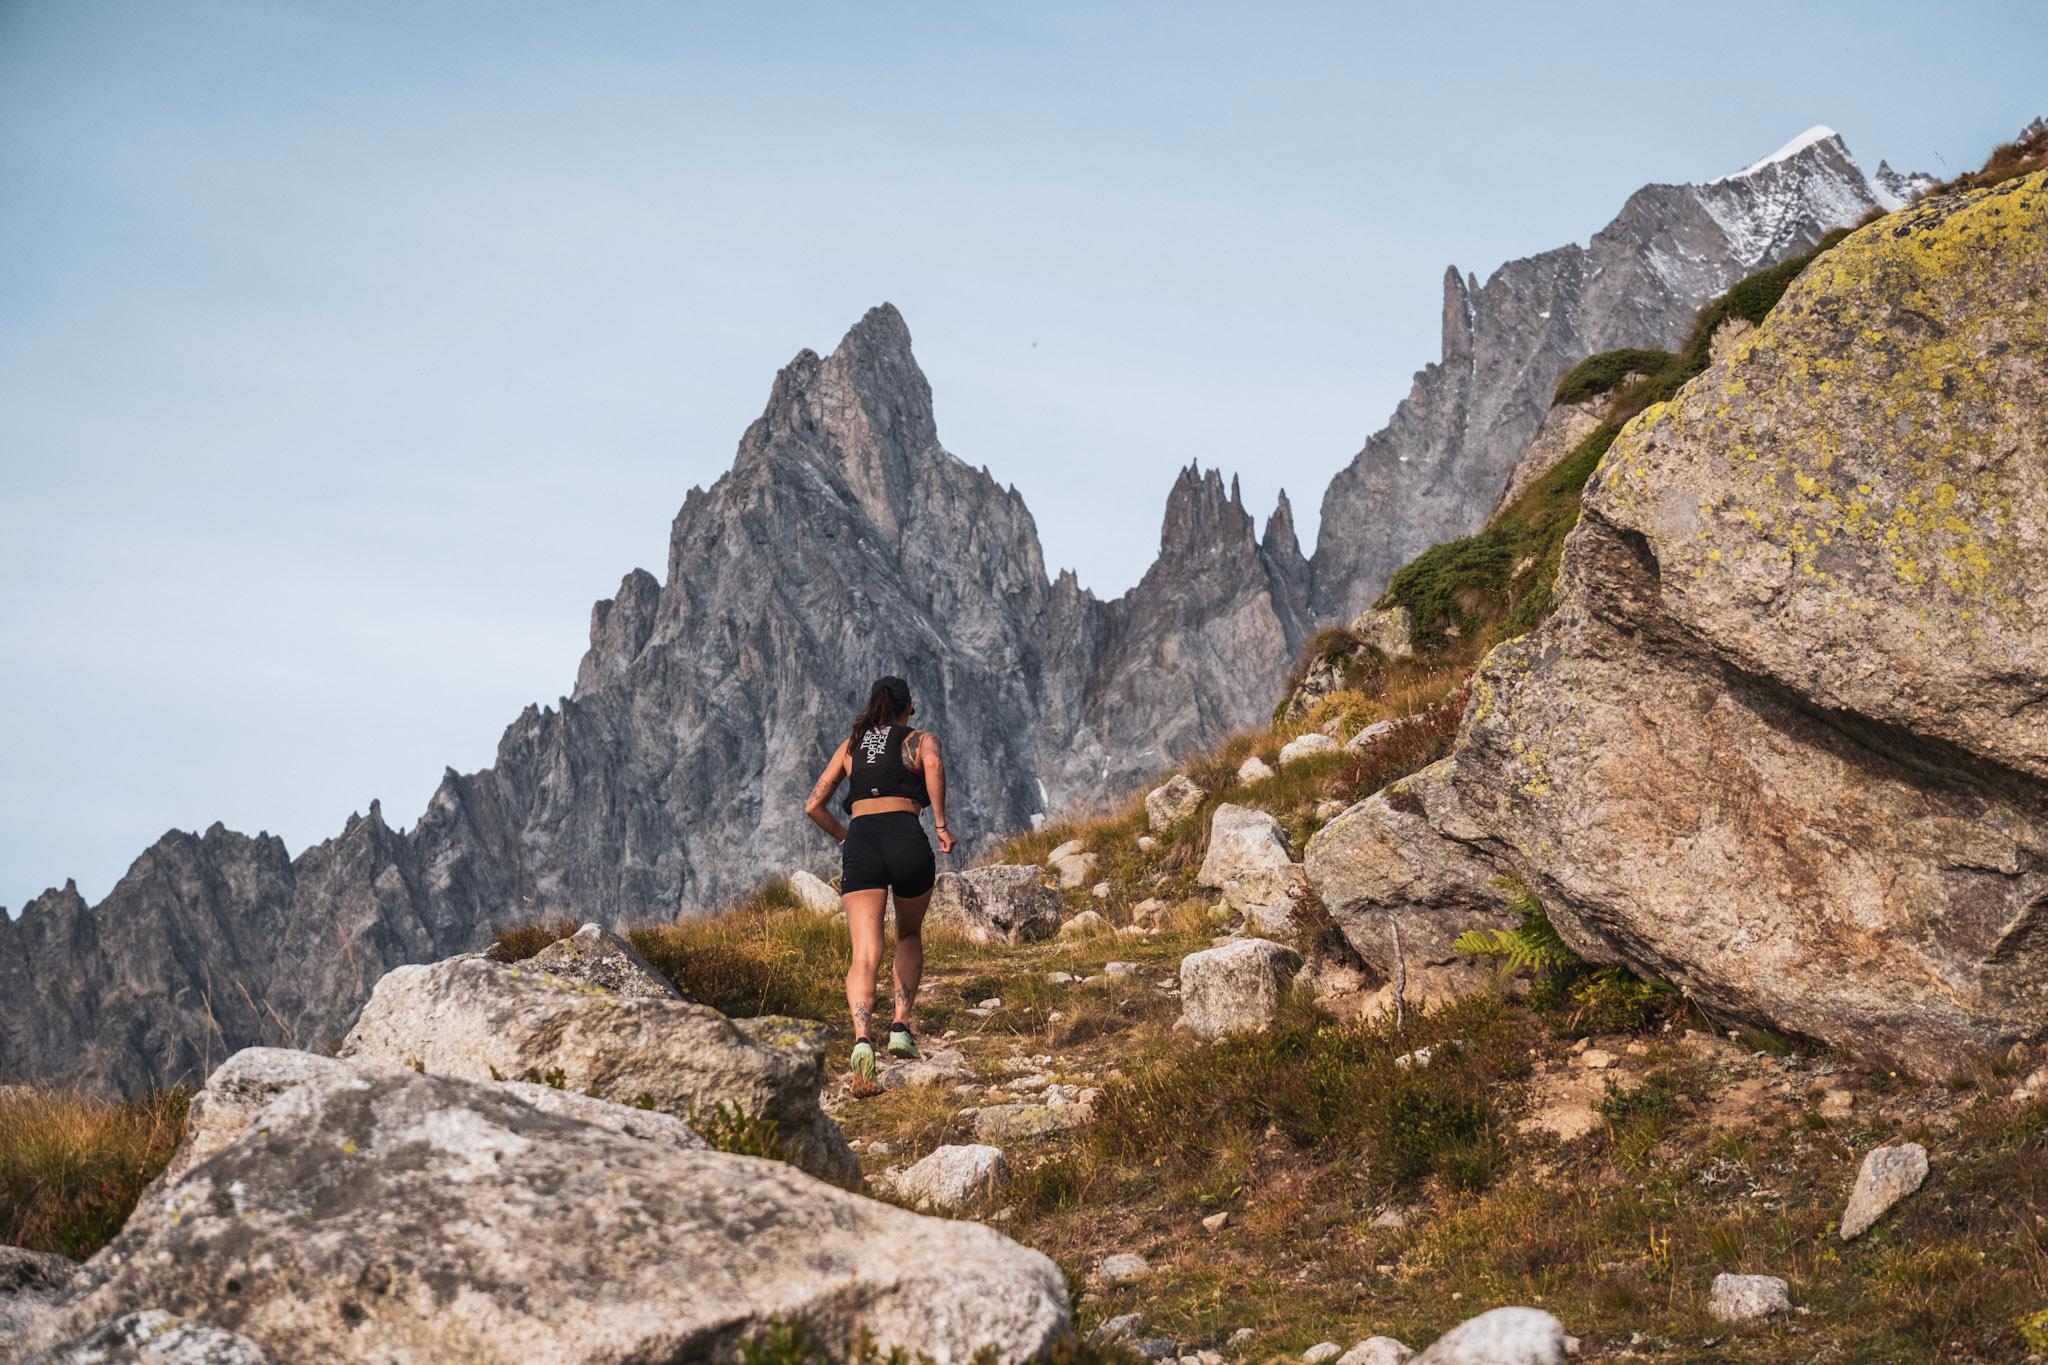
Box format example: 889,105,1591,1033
1,128,1919,1095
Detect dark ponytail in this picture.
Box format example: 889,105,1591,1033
848,675,913,754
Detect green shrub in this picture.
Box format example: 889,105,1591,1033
1597,1073,1681,1124
1380,535,1514,651
1455,880,1679,1036
1089,993,1524,1193
1566,967,1681,1035
1454,882,1578,973
1553,348,1675,406
690,1100,788,1162
0,1086,189,1258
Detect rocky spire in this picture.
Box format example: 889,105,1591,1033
1261,489,1305,565
575,568,661,699
1260,489,1313,647
1441,266,1475,363
1156,464,1257,566
737,303,938,544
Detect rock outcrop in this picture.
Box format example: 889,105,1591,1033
1310,173,2048,1075
927,866,1061,944
1312,127,1898,618
338,949,857,1182
1197,804,1304,911
1179,939,1303,1038
21,1065,1071,1363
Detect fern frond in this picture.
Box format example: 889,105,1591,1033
1456,880,1581,973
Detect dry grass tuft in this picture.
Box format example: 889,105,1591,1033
0,1086,189,1258
488,916,581,962
1088,991,1531,1198
628,891,853,1022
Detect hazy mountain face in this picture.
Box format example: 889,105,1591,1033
1309,129,1895,619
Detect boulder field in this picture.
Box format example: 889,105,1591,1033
1309,172,2048,1076
7,930,1071,1364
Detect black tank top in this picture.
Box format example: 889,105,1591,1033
843,724,930,813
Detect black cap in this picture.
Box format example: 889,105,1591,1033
873,675,912,709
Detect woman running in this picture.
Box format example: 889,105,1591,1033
803,675,955,1082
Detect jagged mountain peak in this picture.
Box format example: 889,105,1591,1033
1157,463,1257,563
1263,488,1302,557
1711,124,1845,183
739,302,940,541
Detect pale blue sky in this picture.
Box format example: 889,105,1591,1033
2,1,2040,912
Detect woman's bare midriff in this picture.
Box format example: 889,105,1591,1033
849,796,923,817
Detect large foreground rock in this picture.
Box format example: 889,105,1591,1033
1306,760,1521,1000
927,866,1061,944
1310,175,2048,1075
168,1046,706,1186
1197,804,1304,911
22,1067,1069,1363
338,953,854,1182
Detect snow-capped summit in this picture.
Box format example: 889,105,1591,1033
1871,160,1938,211
1692,127,1886,268
1312,123,1901,617
1715,124,1843,182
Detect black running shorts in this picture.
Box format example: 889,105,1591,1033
840,811,936,898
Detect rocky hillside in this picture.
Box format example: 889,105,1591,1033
1308,170,2048,1075
0,128,1920,1099
1310,127,1904,620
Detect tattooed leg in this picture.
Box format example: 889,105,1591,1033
844,888,887,1039
890,890,929,1027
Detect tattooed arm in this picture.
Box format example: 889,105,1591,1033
804,741,850,842
923,733,955,854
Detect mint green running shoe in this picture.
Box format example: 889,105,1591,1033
850,1039,877,1082
887,1024,921,1061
